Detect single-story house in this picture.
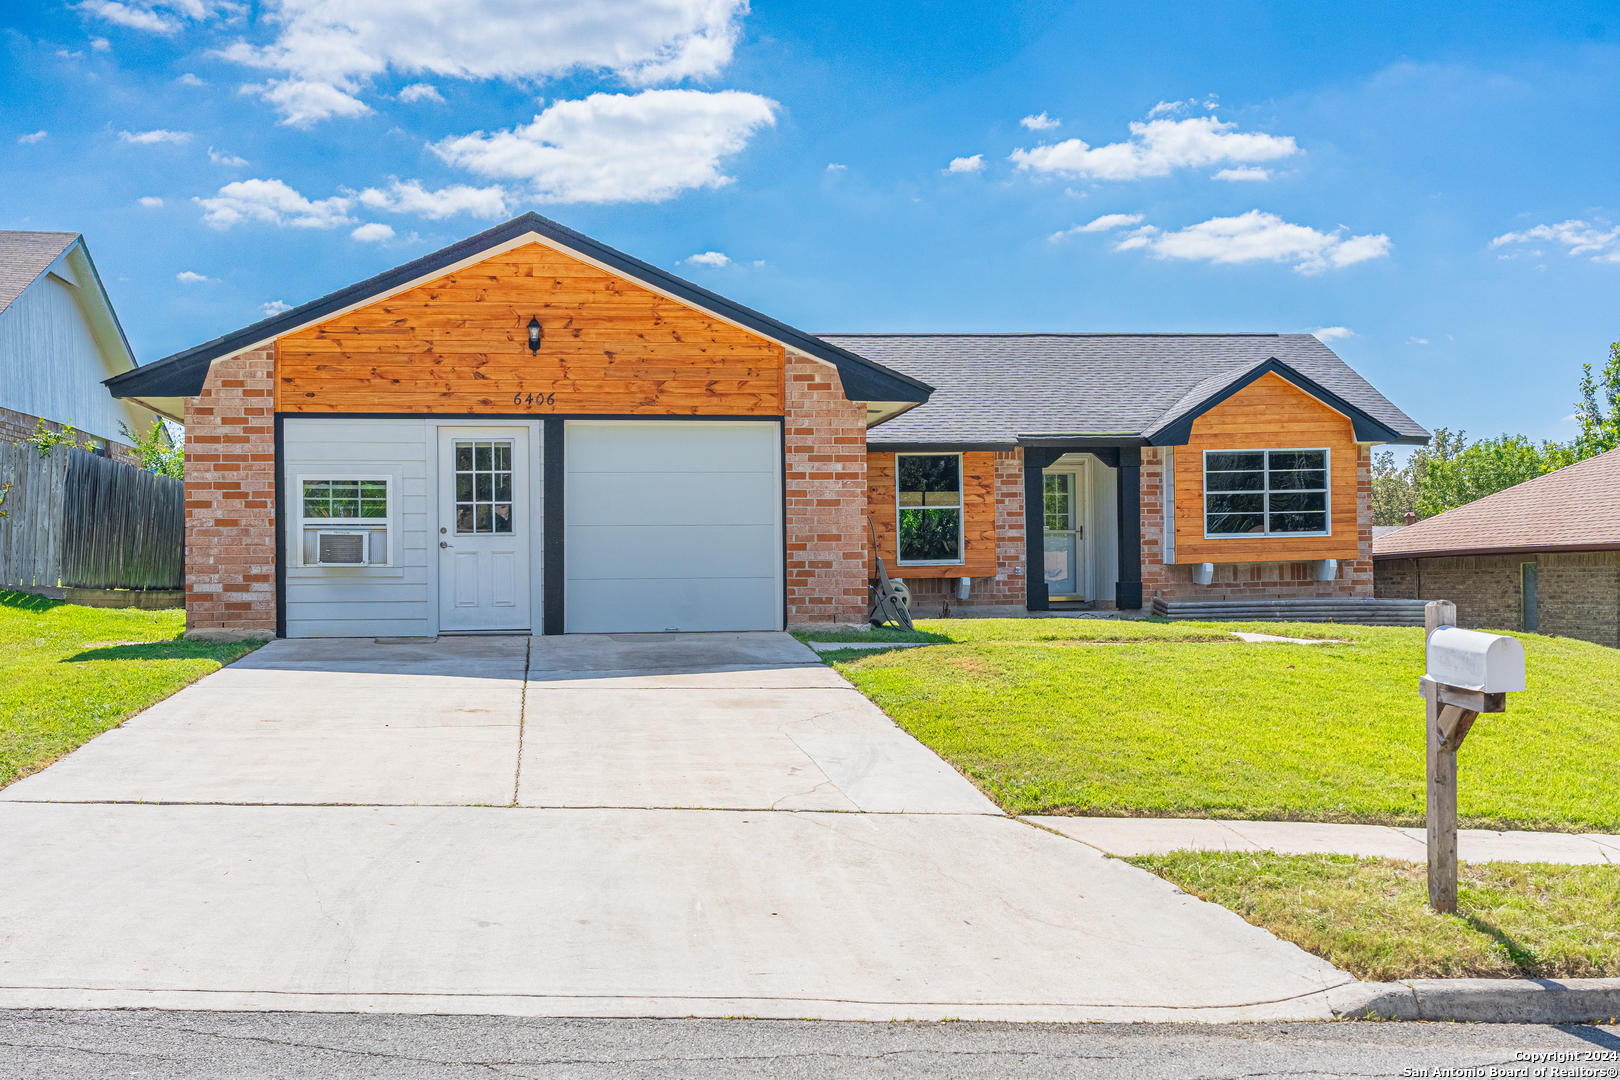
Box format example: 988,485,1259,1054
105,213,1428,638
2,230,161,464
1374,447,1620,647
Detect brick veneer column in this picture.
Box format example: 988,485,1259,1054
184,348,276,632
783,350,868,630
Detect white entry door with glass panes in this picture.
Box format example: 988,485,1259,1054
437,428,531,632
1043,470,1085,600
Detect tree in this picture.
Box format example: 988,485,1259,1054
1372,427,1463,524
1414,433,1559,518
120,419,184,478
1571,338,1620,459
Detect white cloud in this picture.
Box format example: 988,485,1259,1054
1020,112,1060,130
356,179,507,219
90,36,112,50
1407,337,1430,345
194,178,355,229
1116,210,1391,274
208,146,248,165
1490,219,1620,263
432,89,777,204
221,0,748,125
1213,166,1270,181
684,251,729,267
176,270,211,282
1147,100,1187,117
138,196,164,207
397,82,443,103
1010,114,1297,182
825,163,846,172
947,154,984,173
261,299,292,315
17,130,47,144
1309,326,1354,342
76,1,181,33
177,72,206,86
350,222,395,242
119,128,192,144
1049,213,1143,241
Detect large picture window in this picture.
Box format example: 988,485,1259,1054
896,453,962,563
1204,449,1329,536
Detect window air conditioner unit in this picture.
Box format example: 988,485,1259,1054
316,530,368,566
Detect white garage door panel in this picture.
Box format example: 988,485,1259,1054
567,472,777,527
564,421,782,634
567,524,777,580
565,577,780,634
567,423,777,473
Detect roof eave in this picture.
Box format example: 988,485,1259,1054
1373,541,1620,560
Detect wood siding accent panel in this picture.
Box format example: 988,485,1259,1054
274,242,786,416
866,451,997,579
1173,372,1360,564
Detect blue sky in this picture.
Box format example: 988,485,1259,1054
4,1,1618,449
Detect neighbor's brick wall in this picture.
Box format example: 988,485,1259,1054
784,350,868,630
0,403,140,467
1376,550,1619,645
185,348,276,632
1144,444,1375,603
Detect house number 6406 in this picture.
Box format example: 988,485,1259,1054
512,393,556,407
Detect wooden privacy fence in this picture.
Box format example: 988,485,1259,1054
0,442,183,593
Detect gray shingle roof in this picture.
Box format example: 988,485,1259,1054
819,333,1429,446
0,231,77,317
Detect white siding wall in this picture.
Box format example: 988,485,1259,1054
283,418,432,638
0,273,156,444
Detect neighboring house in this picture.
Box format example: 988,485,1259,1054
0,231,161,464
105,213,1427,638
1374,447,1620,647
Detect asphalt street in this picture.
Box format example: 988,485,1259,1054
1,1012,1617,1079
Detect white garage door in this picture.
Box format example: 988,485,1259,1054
564,421,783,633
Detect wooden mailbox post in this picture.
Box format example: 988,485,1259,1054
1420,599,1526,913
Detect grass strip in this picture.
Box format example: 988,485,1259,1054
0,591,262,788
1127,850,1620,981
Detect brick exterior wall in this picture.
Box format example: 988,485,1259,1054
1376,550,1620,647
184,348,276,632
0,403,141,467
1145,444,1375,604
783,350,869,630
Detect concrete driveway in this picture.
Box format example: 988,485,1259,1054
0,633,1354,1021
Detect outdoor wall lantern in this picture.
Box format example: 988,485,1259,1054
527,316,543,355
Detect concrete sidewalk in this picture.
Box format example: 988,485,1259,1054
1030,816,1620,864
0,632,1363,1022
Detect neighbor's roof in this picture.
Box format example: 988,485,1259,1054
823,333,1429,446
0,231,79,317
105,212,932,407
1372,447,1620,559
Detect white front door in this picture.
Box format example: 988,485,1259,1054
1043,469,1086,600
437,427,531,632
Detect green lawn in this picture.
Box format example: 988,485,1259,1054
1128,851,1620,981
0,591,262,788
828,619,1620,832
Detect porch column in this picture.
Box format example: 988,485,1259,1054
1115,446,1143,610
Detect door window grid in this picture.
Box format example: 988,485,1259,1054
1204,449,1329,536
454,440,514,534
895,453,963,564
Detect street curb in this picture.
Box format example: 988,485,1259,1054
1328,978,1620,1023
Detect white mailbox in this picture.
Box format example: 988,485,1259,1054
1425,626,1526,693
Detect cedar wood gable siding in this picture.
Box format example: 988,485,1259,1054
1172,371,1361,564
865,451,998,579
274,241,786,415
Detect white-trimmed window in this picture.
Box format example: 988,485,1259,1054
1204,449,1330,537
896,453,963,564
298,476,392,566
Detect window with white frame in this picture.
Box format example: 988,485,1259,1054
300,477,391,565
1204,449,1329,536
896,453,963,563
